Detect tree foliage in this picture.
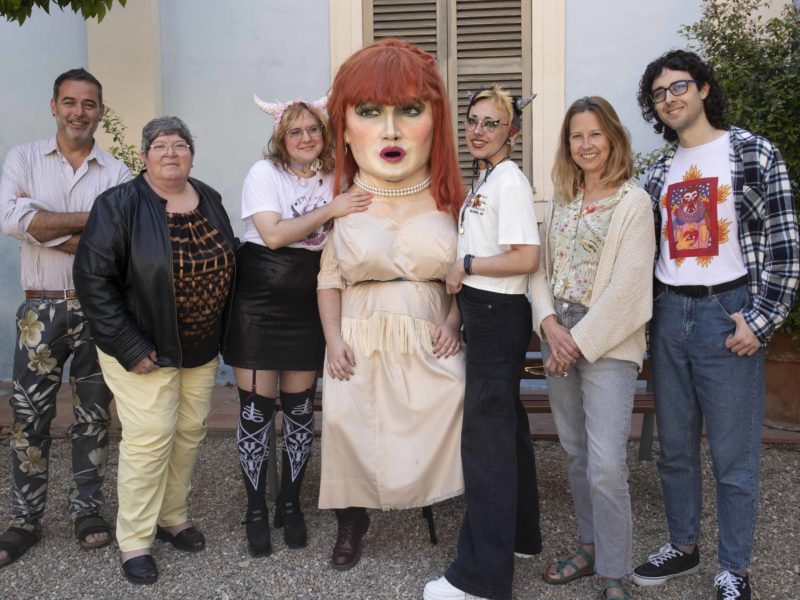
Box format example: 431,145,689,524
0,0,126,24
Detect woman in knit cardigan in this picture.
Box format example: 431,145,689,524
531,96,655,600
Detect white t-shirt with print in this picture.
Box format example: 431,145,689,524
655,131,746,286
456,160,540,295
241,159,334,250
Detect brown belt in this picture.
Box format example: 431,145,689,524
25,289,77,300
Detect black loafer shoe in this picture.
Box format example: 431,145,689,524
155,525,206,552
121,554,158,585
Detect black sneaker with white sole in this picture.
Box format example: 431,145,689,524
714,570,750,600
631,543,700,586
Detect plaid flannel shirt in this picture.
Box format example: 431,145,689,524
644,126,799,344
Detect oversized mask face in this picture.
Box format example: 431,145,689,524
344,100,434,189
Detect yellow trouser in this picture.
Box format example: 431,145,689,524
97,349,217,552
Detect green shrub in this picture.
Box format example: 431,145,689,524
639,0,800,336
101,106,143,176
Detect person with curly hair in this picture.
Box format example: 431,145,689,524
632,49,799,600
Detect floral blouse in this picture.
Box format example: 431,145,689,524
549,181,633,306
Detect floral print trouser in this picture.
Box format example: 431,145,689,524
8,297,112,529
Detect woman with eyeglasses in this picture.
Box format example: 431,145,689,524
425,85,542,600
531,96,654,600
74,116,236,584
222,97,372,558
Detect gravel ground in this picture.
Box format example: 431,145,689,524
0,435,797,599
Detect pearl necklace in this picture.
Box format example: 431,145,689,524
353,174,431,197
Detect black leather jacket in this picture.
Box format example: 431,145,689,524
73,174,236,371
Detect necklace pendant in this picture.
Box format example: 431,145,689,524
458,227,464,235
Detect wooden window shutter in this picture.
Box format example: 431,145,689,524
449,1,531,185
365,0,446,72
365,0,532,187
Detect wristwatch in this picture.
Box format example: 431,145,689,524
463,254,474,276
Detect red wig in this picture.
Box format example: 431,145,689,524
328,39,464,219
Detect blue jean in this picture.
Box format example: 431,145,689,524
445,285,542,600
542,300,638,579
650,284,764,572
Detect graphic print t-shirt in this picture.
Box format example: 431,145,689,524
654,132,746,286
241,159,333,250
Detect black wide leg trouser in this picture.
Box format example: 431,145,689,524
446,285,542,600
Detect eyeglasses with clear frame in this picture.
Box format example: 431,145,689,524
148,141,192,156
286,125,323,141
649,79,700,103
465,115,509,133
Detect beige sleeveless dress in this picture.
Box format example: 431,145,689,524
317,210,465,509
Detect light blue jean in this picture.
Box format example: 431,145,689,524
542,300,638,579
650,284,764,572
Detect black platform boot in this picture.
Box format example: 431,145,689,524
273,386,315,548
236,385,275,557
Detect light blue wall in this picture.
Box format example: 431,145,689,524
0,9,88,378
159,0,332,234
565,0,703,157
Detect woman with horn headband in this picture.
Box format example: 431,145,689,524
318,39,465,571
223,95,372,557
533,97,653,600
426,85,542,600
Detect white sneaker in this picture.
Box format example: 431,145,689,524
423,576,488,600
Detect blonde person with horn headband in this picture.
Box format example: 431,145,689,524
426,85,542,600
223,95,371,558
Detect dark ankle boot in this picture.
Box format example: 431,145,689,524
274,500,307,549
331,507,369,571
243,509,272,557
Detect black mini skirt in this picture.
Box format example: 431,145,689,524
223,241,324,371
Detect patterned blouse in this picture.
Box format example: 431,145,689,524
549,181,632,306
168,207,234,368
